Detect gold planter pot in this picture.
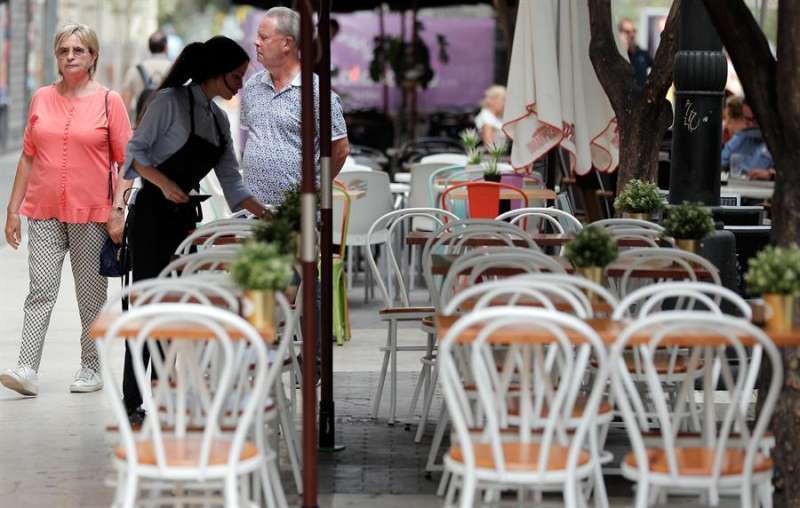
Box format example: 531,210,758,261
576,266,604,303
623,212,649,221
245,289,275,331
675,238,700,254
763,293,795,333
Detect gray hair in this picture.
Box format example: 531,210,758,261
265,7,301,46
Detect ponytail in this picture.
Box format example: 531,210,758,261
158,42,205,89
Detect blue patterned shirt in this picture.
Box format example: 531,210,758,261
240,70,347,206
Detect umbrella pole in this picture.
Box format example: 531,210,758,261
379,3,389,116
299,1,319,507
317,0,343,454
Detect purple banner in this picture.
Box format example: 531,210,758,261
240,9,496,114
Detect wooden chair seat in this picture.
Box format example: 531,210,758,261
116,436,259,466
449,442,590,471
623,447,773,476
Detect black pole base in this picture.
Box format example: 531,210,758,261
319,399,344,452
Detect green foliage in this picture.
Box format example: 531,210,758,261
460,129,480,152
564,226,619,268
487,141,507,160
254,218,297,256
663,202,715,240
613,179,664,214
466,148,482,166
745,244,800,296
274,183,303,231
230,242,294,291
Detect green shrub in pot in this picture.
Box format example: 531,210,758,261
613,179,664,217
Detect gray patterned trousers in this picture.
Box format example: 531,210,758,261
17,219,108,372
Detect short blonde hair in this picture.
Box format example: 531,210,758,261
481,85,506,109
53,23,100,77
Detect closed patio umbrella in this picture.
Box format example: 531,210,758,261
503,0,618,175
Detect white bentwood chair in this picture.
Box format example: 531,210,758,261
439,307,612,507
99,304,291,507
611,312,781,507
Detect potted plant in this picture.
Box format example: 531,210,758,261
254,216,297,257
613,179,664,220
460,128,480,153
483,142,506,183
663,202,715,253
564,226,619,286
483,154,501,182
231,242,294,330
745,244,800,332
465,148,483,173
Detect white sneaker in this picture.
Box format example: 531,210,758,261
0,365,39,396
69,367,103,393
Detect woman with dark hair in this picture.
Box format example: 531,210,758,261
122,36,268,421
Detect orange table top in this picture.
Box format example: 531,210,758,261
89,311,275,343
435,315,800,347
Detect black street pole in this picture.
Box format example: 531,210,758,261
668,0,727,205
317,0,342,453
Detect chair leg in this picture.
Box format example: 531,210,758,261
407,357,429,421
346,246,353,290
415,359,438,443
121,472,138,508
372,323,393,419
389,318,398,424
426,403,448,472
224,471,239,508
409,244,417,292
459,473,477,508
276,383,303,494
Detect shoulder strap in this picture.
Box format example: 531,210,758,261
104,90,113,201
136,64,152,88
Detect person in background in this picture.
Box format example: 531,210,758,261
241,6,349,207
722,95,747,144
721,98,775,181
618,18,653,88
475,84,507,147
120,31,172,122
123,36,269,423
0,23,132,397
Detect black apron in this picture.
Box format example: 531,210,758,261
123,86,225,411
130,86,226,281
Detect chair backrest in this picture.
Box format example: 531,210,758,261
331,180,351,252
427,164,468,208
590,218,665,233
365,207,459,308
494,273,620,317
158,247,241,278
439,247,567,307
496,207,583,250
105,277,241,314
610,312,781,504
439,307,610,477
440,182,528,219
335,170,393,238
421,220,539,309
612,281,751,320
175,224,255,256
420,153,468,165
98,302,291,475
407,162,459,230
613,247,721,298
441,273,592,319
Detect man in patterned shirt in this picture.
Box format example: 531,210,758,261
241,6,349,206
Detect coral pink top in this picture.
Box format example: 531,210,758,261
21,85,132,223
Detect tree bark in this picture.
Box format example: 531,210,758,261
587,0,681,193
703,2,800,505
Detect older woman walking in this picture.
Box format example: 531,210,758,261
0,24,132,396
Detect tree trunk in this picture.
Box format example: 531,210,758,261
587,0,681,194
701,1,800,504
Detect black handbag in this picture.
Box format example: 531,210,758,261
99,237,126,277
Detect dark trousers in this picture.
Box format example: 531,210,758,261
122,201,189,412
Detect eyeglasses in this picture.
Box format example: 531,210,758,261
56,46,90,58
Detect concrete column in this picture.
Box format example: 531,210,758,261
6,0,29,151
